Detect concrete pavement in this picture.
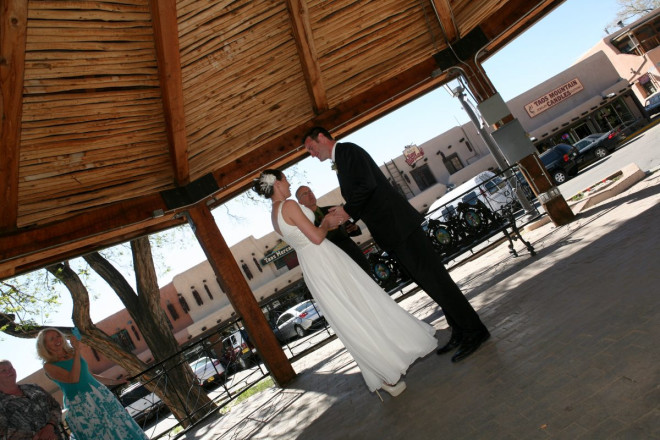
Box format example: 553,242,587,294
181,168,660,440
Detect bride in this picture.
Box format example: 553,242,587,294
253,169,437,398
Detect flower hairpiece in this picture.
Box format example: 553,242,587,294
259,173,276,193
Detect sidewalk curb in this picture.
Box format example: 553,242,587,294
569,163,646,213
524,163,646,231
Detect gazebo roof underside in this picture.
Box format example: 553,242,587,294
0,0,565,279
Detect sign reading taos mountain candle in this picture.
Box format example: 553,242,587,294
525,78,584,118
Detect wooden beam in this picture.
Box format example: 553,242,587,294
0,56,447,280
0,215,186,279
149,0,190,186
0,0,27,232
186,204,296,386
285,0,328,114
430,0,459,43
0,194,172,275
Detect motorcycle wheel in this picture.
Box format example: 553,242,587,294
462,208,485,234
429,223,454,255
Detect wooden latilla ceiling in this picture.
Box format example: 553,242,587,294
0,0,565,279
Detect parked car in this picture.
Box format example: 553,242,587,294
574,131,618,166
607,119,645,144
538,143,579,184
644,91,660,116
119,381,164,423
220,329,257,370
573,133,605,152
275,300,325,341
188,356,225,387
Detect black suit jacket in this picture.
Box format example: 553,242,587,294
334,142,423,251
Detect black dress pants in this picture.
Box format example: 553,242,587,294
391,227,486,334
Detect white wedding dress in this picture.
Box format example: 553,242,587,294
276,201,437,391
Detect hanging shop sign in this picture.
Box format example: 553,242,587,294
403,144,425,166
260,241,294,265
525,78,584,118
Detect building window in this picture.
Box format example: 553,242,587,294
191,287,203,306
241,261,254,280
178,294,190,313
167,301,179,321
409,164,437,191
443,153,464,175
131,325,141,341
612,33,643,55
641,79,657,95
203,281,213,300
111,329,135,351
636,18,660,52
253,256,263,273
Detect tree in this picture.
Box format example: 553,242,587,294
2,236,213,426
609,0,660,28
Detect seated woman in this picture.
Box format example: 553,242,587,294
0,359,62,440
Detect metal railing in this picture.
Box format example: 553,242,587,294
424,165,540,265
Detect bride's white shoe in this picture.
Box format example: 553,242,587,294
381,381,406,397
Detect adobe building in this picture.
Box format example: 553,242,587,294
582,8,660,102
506,8,660,151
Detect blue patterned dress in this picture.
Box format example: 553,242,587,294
49,357,147,440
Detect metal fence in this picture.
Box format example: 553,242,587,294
424,165,539,264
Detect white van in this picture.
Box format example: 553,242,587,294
427,171,513,220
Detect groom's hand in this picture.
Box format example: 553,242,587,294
328,205,350,224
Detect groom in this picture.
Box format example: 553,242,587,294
302,127,490,362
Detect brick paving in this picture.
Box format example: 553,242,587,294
182,171,660,440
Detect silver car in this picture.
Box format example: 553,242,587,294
188,356,225,387
275,300,325,341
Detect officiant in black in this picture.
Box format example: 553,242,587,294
296,185,373,275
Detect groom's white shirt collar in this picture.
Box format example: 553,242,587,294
331,143,337,162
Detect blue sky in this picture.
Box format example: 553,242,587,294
9,0,626,379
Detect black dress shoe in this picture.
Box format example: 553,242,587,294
451,329,490,362
436,333,462,355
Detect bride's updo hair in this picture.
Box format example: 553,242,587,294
252,169,284,199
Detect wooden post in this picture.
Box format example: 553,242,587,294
518,154,575,226
185,204,296,386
